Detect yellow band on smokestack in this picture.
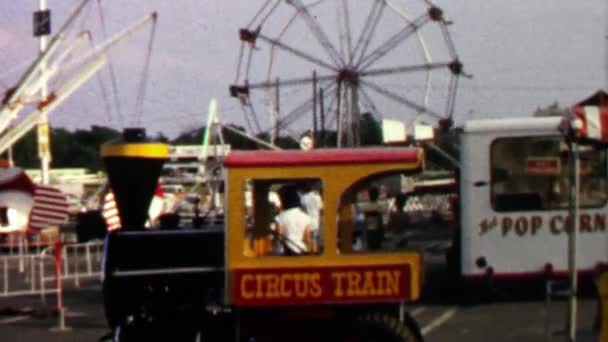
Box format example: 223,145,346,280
101,143,169,159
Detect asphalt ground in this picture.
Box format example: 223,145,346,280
0,224,601,341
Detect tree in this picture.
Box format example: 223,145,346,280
173,127,204,145
533,102,568,117
358,112,383,146
221,125,257,150
11,125,120,171
11,130,38,168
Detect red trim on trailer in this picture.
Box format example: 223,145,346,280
224,148,421,168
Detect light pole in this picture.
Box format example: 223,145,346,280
566,141,580,342
34,0,52,185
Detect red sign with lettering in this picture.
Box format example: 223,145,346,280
527,157,561,176
232,264,411,306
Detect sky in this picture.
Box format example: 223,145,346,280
0,0,605,139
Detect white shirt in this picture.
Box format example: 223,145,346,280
300,190,323,232
275,207,312,253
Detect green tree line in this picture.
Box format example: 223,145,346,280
10,113,386,171
9,104,564,172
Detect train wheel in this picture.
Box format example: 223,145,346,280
339,313,422,342
111,323,201,341
111,324,149,341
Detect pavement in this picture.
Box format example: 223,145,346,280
0,284,109,341
0,224,603,341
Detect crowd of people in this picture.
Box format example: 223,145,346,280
353,186,416,252
259,182,424,256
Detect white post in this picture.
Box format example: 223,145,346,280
567,142,580,342
38,0,51,185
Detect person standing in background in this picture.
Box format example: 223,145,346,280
358,186,388,251
300,182,323,252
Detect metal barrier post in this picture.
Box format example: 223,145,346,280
18,233,25,272
50,240,71,332
63,243,69,279
3,257,7,295
39,252,47,305
73,245,80,287
29,254,36,292
86,242,92,276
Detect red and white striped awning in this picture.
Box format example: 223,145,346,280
102,185,165,231
28,185,69,231
570,105,608,143
563,90,608,145
103,190,121,231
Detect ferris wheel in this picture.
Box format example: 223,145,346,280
230,0,465,147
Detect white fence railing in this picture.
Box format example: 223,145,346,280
0,239,104,300
1,253,57,298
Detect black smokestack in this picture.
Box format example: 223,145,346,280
101,128,168,230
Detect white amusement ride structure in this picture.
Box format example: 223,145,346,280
0,0,157,236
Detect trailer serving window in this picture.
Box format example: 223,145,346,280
491,136,608,211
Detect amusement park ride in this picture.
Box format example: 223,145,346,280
230,0,467,148
0,0,604,341
96,1,608,341
0,0,156,237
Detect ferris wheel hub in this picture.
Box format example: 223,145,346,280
337,69,359,85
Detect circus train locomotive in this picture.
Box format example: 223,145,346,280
100,128,426,341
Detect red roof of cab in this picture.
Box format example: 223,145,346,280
223,147,421,168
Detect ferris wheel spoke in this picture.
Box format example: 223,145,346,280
439,23,459,59
234,44,247,84
324,92,338,121
357,13,431,71
360,79,444,119
358,86,381,117
243,103,264,134
275,82,337,131
360,62,452,77
337,0,354,64
286,0,345,68
444,74,459,119
352,0,386,67
247,0,281,28
246,73,336,90
275,82,337,130
257,33,338,72
239,104,255,134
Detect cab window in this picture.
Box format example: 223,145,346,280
243,178,323,257
491,136,607,211
337,173,417,254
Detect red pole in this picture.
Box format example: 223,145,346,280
50,239,71,332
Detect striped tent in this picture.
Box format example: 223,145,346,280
102,185,165,231
0,168,69,232
103,190,121,231
563,90,608,145
28,184,69,231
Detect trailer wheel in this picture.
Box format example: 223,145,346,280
339,313,423,342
